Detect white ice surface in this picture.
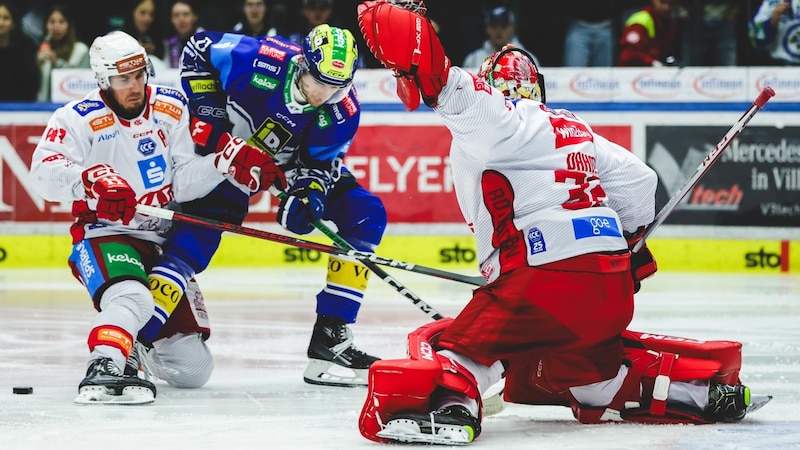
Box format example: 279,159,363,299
1,268,798,449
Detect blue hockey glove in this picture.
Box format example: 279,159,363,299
277,177,327,235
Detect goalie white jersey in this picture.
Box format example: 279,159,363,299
29,85,224,243
435,67,657,282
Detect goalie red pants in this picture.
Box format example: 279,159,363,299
437,252,633,395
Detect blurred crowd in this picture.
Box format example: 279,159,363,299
1,0,798,102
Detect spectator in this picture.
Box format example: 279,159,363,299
164,0,202,68
690,1,739,66
120,0,165,61
462,6,538,70
617,0,680,67
563,0,615,67
36,5,90,102
0,1,40,101
232,0,278,37
750,0,800,65
287,0,333,44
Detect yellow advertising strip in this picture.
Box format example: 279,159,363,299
0,235,796,274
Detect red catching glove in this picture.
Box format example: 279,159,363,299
214,132,286,192
81,164,137,225
358,1,450,110
625,226,658,293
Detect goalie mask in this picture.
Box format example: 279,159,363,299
478,45,545,103
297,24,359,105
89,31,155,91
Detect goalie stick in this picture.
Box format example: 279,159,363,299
633,86,775,252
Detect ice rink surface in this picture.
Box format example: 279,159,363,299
1,267,798,449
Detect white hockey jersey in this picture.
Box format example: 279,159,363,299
29,84,224,244
435,67,657,282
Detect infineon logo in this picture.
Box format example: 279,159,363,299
692,72,744,99
59,74,98,100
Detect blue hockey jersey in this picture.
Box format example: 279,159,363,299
180,31,361,189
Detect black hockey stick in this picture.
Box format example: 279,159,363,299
633,86,775,252
266,185,460,320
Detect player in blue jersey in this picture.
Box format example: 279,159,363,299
141,24,387,386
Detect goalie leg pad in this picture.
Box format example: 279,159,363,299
359,318,482,443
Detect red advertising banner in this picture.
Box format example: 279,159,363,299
2,123,631,224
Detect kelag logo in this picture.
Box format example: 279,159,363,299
745,247,782,269
439,244,476,263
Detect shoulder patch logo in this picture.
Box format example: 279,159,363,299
549,117,593,148
73,100,104,116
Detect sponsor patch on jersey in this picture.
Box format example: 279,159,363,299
316,109,332,129
73,100,104,116
251,117,292,155
137,154,167,189
258,44,287,61
99,242,147,278
571,216,622,240
90,113,115,132
188,79,217,93
156,87,187,103
471,74,492,94
250,73,280,91
138,137,157,156
154,99,183,121
265,36,301,52
190,117,212,146
526,227,547,255
549,117,593,148
341,95,357,117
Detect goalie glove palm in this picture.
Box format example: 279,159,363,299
277,177,327,235
81,164,137,225
358,1,450,110
215,133,286,192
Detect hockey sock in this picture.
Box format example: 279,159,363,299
139,262,190,344
316,255,371,322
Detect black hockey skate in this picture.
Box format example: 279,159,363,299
74,357,156,405
303,315,380,387
376,405,481,445
705,383,755,422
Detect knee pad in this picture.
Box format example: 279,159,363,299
359,318,482,443
147,333,214,388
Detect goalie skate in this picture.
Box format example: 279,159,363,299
74,357,156,405
376,405,480,445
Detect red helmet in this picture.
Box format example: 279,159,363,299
477,45,545,103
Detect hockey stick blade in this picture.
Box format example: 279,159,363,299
633,87,775,252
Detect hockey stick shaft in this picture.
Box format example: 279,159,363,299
633,87,775,252
135,204,486,315
267,186,448,319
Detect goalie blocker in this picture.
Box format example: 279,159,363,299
359,318,762,442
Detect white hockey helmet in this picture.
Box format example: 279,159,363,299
89,31,154,90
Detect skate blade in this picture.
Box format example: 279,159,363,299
303,359,368,387
746,394,773,415
377,420,472,446
73,386,155,405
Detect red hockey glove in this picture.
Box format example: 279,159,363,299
81,164,137,225
214,133,286,192
358,1,450,110
626,226,658,293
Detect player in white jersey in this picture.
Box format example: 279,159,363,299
28,31,284,404
353,2,759,445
